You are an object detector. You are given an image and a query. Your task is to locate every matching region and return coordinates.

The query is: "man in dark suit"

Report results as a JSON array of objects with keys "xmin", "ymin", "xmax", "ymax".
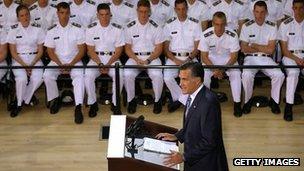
[{"xmin": 156, "ymin": 62, "xmax": 228, "ymax": 171}]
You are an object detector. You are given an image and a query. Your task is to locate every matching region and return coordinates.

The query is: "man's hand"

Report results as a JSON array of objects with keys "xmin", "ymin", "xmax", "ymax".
[
  {"xmin": 100, "ymin": 62, "xmax": 110, "ymax": 74},
  {"xmin": 213, "ymin": 69, "xmax": 224, "ymax": 79},
  {"xmin": 163, "ymin": 150, "xmax": 183, "ymax": 167},
  {"xmin": 294, "ymin": 57, "xmax": 304, "ymax": 67},
  {"xmin": 155, "ymin": 133, "xmax": 177, "ymax": 141},
  {"xmin": 173, "ymin": 58, "xmax": 185, "ymax": 66},
  {"xmin": 61, "ymin": 63, "xmax": 71, "ymax": 74},
  {"xmin": 135, "ymin": 58, "xmax": 146, "ymax": 66}
]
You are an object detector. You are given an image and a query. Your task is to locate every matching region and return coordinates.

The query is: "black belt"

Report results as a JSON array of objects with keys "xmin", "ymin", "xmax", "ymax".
[
  {"xmin": 172, "ymin": 52, "xmax": 190, "ymax": 56},
  {"xmin": 246, "ymin": 53, "xmax": 271, "ymax": 57},
  {"xmin": 17, "ymin": 52, "xmax": 37, "ymax": 55},
  {"xmin": 134, "ymin": 52, "xmax": 151, "ymax": 56},
  {"xmin": 96, "ymin": 51, "xmax": 114, "ymax": 55},
  {"xmin": 290, "ymin": 50, "xmax": 304, "ymax": 53}
]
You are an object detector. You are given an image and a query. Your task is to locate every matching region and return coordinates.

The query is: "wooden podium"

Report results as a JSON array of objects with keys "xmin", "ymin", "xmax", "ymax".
[{"xmin": 107, "ymin": 115, "xmax": 179, "ymax": 171}]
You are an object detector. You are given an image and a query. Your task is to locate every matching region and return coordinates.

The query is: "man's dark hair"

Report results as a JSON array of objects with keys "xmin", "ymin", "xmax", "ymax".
[
  {"xmin": 212, "ymin": 11, "xmax": 227, "ymax": 23},
  {"xmin": 97, "ymin": 3, "xmax": 110, "ymax": 12},
  {"xmin": 137, "ymin": 0, "xmax": 150, "ymax": 8},
  {"xmin": 293, "ymin": 0, "xmax": 304, "ymax": 5},
  {"xmin": 180, "ymin": 62, "xmax": 204, "ymax": 82},
  {"xmin": 254, "ymin": 1, "xmax": 268, "ymax": 11},
  {"xmin": 16, "ymin": 4, "xmax": 29, "ymax": 17},
  {"xmin": 174, "ymin": 0, "xmax": 188, "ymax": 8},
  {"xmin": 56, "ymin": 2, "xmax": 70, "ymax": 11}
]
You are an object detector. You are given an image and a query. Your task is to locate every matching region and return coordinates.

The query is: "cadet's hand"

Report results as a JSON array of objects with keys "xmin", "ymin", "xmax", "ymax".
[
  {"xmin": 163, "ymin": 150, "xmax": 183, "ymax": 168},
  {"xmin": 213, "ymin": 69, "xmax": 224, "ymax": 79},
  {"xmin": 101, "ymin": 63, "xmax": 110, "ymax": 74},
  {"xmin": 295, "ymin": 57, "xmax": 304, "ymax": 67},
  {"xmin": 173, "ymin": 58, "xmax": 184, "ymax": 66},
  {"xmin": 61, "ymin": 63, "xmax": 71, "ymax": 74},
  {"xmin": 135, "ymin": 58, "xmax": 146, "ymax": 66},
  {"xmin": 155, "ymin": 133, "xmax": 177, "ymax": 141}
]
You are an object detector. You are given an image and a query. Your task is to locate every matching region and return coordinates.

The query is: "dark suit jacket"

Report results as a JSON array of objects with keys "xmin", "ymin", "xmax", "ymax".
[{"xmin": 175, "ymin": 86, "xmax": 228, "ymax": 171}]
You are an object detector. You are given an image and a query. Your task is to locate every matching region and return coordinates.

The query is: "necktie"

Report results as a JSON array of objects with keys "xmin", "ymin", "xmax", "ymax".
[{"xmin": 185, "ymin": 96, "xmax": 192, "ymax": 118}]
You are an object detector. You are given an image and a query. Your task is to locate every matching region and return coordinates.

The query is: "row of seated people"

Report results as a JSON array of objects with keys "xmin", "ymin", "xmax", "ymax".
[{"xmin": 0, "ymin": 0, "xmax": 303, "ymax": 124}]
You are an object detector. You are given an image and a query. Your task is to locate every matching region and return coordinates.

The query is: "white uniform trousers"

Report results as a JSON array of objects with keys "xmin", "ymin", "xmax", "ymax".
[
  {"xmin": 242, "ymin": 56, "xmax": 285, "ymax": 104},
  {"xmin": 203, "ymin": 56, "xmax": 242, "ymax": 103},
  {"xmin": 43, "ymin": 61, "xmax": 84, "ymax": 106},
  {"xmin": 124, "ymin": 57, "xmax": 163, "ymax": 102},
  {"xmin": 84, "ymin": 59, "xmax": 123, "ymax": 106},
  {"xmin": 12, "ymin": 59, "xmax": 43, "ymax": 106},
  {"xmin": 282, "ymin": 54, "xmax": 304, "ymax": 104}
]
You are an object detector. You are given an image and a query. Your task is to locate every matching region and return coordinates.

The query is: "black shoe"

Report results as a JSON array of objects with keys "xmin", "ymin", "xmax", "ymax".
[
  {"xmin": 111, "ymin": 103, "xmax": 122, "ymax": 115},
  {"xmin": 167, "ymin": 101, "xmax": 182, "ymax": 113},
  {"xmin": 29, "ymin": 95, "xmax": 39, "ymax": 106},
  {"xmin": 50, "ymin": 97, "xmax": 61, "ymax": 114},
  {"xmin": 269, "ymin": 98, "xmax": 281, "ymax": 114},
  {"xmin": 10, "ymin": 106, "xmax": 22, "ymax": 118},
  {"xmin": 74, "ymin": 105, "xmax": 83, "ymax": 124},
  {"xmin": 242, "ymin": 99, "xmax": 252, "ymax": 114},
  {"xmin": 127, "ymin": 98, "xmax": 137, "ymax": 114},
  {"xmin": 89, "ymin": 102, "xmax": 98, "ymax": 118},
  {"xmin": 284, "ymin": 103, "xmax": 293, "ymax": 121},
  {"xmin": 153, "ymin": 100, "xmax": 162, "ymax": 114},
  {"xmin": 234, "ymin": 102, "xmax": 242, "ymax": 117}
]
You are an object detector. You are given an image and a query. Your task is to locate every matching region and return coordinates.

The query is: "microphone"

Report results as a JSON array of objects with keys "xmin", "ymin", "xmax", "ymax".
[{"xmin": 126, "ymin": 115, "xmax": 145, "ymax": 137}]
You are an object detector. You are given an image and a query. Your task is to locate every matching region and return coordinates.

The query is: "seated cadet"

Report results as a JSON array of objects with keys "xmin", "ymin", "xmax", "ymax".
[
  {"xmin": 108, "ymin": 0, "xmax": 137, "ymax": 28},
  {"xmin": 163, "ymin": 0, "xmax": 201, "ymax": 112},
  {"xmin": 7, "ymin": 5, "xmax": 45, "ymax": 117},
  {"xmin": 240, "ymin": 1, "xmax": 285, "ymax": 114},
  {"xmin": 84, "ymin": 3, "xmax": 124, "ymax": 116},
  {"xmin": 69, "ymin": 0, "xmax": 97, "ymax": 28},
  {"xmin": 0, "ymin": 0, "xmax": 19, "ymax": 33},
  {"xmin": 199, "ymin": 12, "xmax": 242, "ymax": 117},
  {"xmin": 186, "ymin": 0, "xmax": 209, "ymax": 31},
  {"xmin": 0, "ymin": 21, "xmax": 8, "ymax": 95},
  {"xmin": 149, "ymin": 0, "xmax": 174, "ymax": 28},
  {"xmin": 124, "ymin": 0, "xmax": 164, "ymax": 114},
  {"xmin": 43, "ymin": 2, "xmax": 85, "ymax": 124},
  {"xmin": 279, "ymin": 0, "xmax": 304, "ymax": 121}
]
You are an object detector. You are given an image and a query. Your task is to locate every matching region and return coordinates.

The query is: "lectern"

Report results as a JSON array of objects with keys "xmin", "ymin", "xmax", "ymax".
[{"xmin": 107, "ymin": 115, "xmax": 180, "ymax": 171}]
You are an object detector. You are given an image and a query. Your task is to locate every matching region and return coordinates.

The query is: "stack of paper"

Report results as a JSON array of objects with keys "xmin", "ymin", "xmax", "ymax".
[{"xmin": 143, "ymin": 137, "xmax": 179, "ymax": 154}]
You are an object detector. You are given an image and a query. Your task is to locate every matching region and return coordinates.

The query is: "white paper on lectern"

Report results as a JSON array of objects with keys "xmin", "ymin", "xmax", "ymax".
[
  {"xmin": 143, "ymin": 137, "xmax": 179, "ymax": 154},
  {"xmin": 107, "ymin": 115, "xmax": 126, "ymax": 158}
]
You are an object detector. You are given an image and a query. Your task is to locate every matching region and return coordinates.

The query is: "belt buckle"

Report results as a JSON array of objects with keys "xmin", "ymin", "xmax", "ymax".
[{"xmin": 104, "ymin": 51, "xmax": 109, "ymax": 55}]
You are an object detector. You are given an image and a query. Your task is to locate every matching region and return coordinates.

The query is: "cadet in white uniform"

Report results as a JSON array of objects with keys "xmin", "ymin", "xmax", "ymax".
[
  {"xmin": 0, "ymin": 0, "xmax": 18, "ymax": 33},
  {"xmin": 0, "ymin": 24, "xmax": 8, "ymax": 87},
  {"xmin": 240, "ymin": 1, "xmax": 285, "ymax": 114},
  {"xmin": 85, "ymin": 3, "xmax": 124, "ymax": 116},
  {"xmin": 278, "ymin": 0, "xmax": 304, "ymax": 121},
  {"xmin": 70, "ymin": 0, "xmax": 97, "ymax": 27},
  {"xmin": 150, "ymin": 0, "xmax": 174, "ymax": 27},
  {"xmin": 163, "ymin": 0, "xmax": 201, "ymax": 112},
  {"xmin": 29, "ymin": 0, "xmax": 58, "ymax": 31},
  {"xmin": 109, "ymin": 0, "xmax": 137, "ymax": 28},
  {"xmin": 124, "ymin": 0, "xmax": 164, "ymax": 114},
  {"xmin": 44, "ymin": 2, "xmax": 85, "ymax": 124},
  {"xmin": 7, "ymin": 5, "xmax": 45, "ymax": 117},
  {"xmin": 187, "ymin": 0, "xmax": 209, "ymax": 31},
  {"xmin": 199, "ymin": 12, "xmax": 242, "ymax": 117},
  {"xmin": 209, "ymin": 0, "xmax": 249, "ymax": 34}
]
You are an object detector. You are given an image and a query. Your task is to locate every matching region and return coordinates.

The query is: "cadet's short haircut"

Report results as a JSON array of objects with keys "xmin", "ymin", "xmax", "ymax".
[
  {"xmin": 174, "ymin": 0, "xmax": 188, "ymax": 8},
  {"xmin": 293, "ymin": 0, "xmax": 304, "ymax": 5},
  {"xmin": 56, "ymin": 2, "xmax": 70, "ymax": 11},
  {"xmin": 212, "ymin": 11, "xmax": 227, "ymax": 23},
  {"xmin": 137, "ymin": 0, "xmax": 150, "ymax": 8},
  {"xmin": 97, "ymin": 3, "xmax": 110, "ymax": 12},
  {"xmin": 16, "ymin": 4, "xmax": 29, "ymax": 17},
  {"xmin": 254, "ymin": 1, "xmax": 268, "ymax": 11},
  {"xmin": 179, "ymin": 62, "xmax": 204, "ymax": 82}
]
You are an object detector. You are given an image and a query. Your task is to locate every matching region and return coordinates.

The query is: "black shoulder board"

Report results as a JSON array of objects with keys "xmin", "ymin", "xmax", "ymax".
[
  {"xmin": 189, "ymin": 17, "xmax": 199, "ymax": 23},
  {"xmin": 161, "ymin": 0, "xmax": 170, "ymax": 6},
  {"xmin": 50, "ymin": 4, "xmax": 57, "ymax": 8},
  {"xmin": 265, "ymin": 20, "xmax": 275, "ymax": 27},
  {"xmin": 212, "ymin": 0, "xmax": 221, "ymax": 6},
  {"xmin": 68, "ymin": 1, "xmax": 72, "ymax": 5},
  {"xmin": 0, "ymin": 1, "xmax": 2, "ymax": 5},
  {"xmin": 106, "ymin": 2, "xmax": 111, "ymax": 6},
  {"xmin": 225, "ymin": 30, "xmax": 236, "ymax": 37},
  {"xmin": 283, "ymin": 17, "xmax": 293, "ymax": 25},
  {"xmin": 112, "ymin": 23, "xmax": 122, "ymax": 29},
  {"xmin": 245, "ymin": 20, "xmax": 255, "ymax": 26},
  {"xmin": 72, "ymin": 22, "xmax": 81, "ymax": 28},
  {"xmin": 167, "ymin": 17, "xmax": 176, "ymax": 24},
  {"xmin": 31, "ymin": 23, "xmax": 41, "ymax": 28},
  {"xmin": 86, "ymin": 0, "xmax": 95, "ymax": 5},
  {"xmin": 11, "ymin": 24, "xmax": 18, "ymax": 29},
  {"xmin": 275, "ymin": 0, "xmax": 281, "ymax": 2},
  {"xmin": 29, "ymin": 4, "xmax": 37, "ymax": 11},
  {"xmin": 234, "ymin": 0, "xmax": 243, "ymax": 5},
  {"xmin": 204, "ymin": 30, "xmax": 214, "ymax": 37},
  {"xmin": 198, "ymin": 0, "xmax": 207, "ymax": 4},
  {"xmin": 48, "ymin": 24, "xmax": 57, "ymax": 30},
  {"xmin": 14, "ymin": 0, "xmax": 21, "ymax": 4},
  {"xmin": 0, "ymin": 25, "xmax": 3, "ymax": 29},
  {"xmin": 127, "ymin": 20, "xmax": 136, "ymax": 28},
  {"xmin": 124, "ymin": 2, "xmax": 134, "ymax": 8},
  {"xmin": 88, "ymin": 22, "xmax": 97, "ymax": 28},
  {"xmin": 149, "ymin": 20, "xmax": 158, "ymax": 28}
]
